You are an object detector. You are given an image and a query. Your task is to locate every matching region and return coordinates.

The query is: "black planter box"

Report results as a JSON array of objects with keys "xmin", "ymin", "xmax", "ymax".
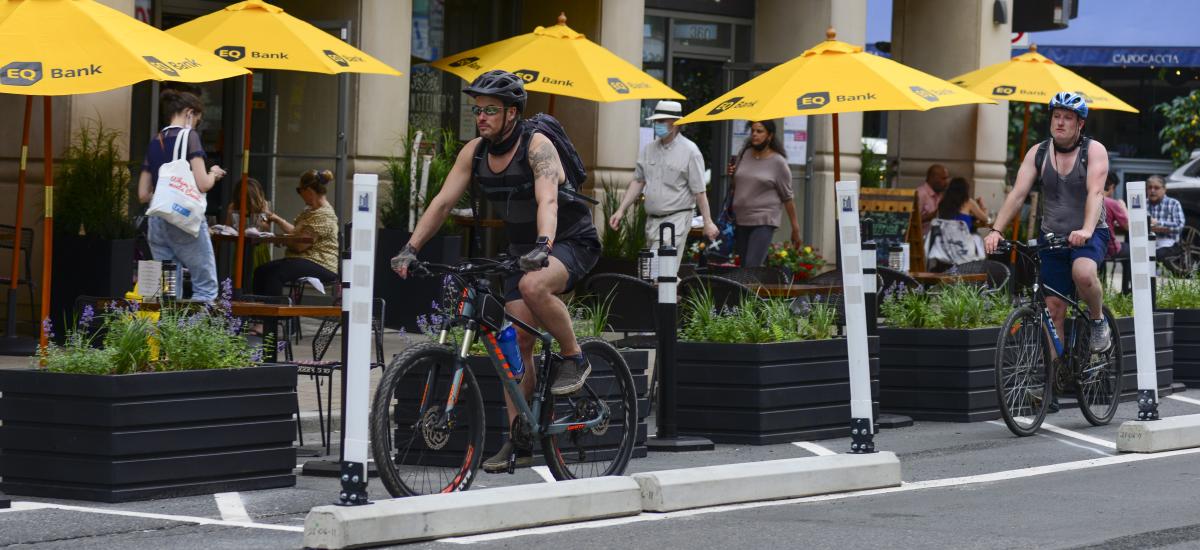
[
  {"xmin": 49, "ymin": 235, "xmax": 135, "ymax": 338},
  {"xmin": 393, "ymin": 348, "xmax": 650, "ymax": 467},
  {"xmin": 878, "ymin": 327, "xmax": 1001, "ymax": 422},
  {"xmin": 0, "ymin": 365, "xmax": 298, "ymax": 502},
  {"xmin": 374, "ymin": 230, "xmax": 462, "ymax": 332},
  {"xmin": 674, "ymin": 337, "xmax": 880, "ymax": 445},
  {"xmin": 1161, "ymin": 308, "xmax": 1200, "ymax": 387},
  {"xmin": 1115, "ymin": 313, "xmax": 1175, "ymax": 398}
]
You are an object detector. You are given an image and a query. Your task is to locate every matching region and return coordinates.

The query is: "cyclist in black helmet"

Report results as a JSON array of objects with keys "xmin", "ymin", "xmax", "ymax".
[
  {"xmin": 390, "ymin": 70, "xmax": 601, "ymax": 472},
  {"xmin": 985, "ymin": 91, "xmax": 1112, "ymax": 360}
]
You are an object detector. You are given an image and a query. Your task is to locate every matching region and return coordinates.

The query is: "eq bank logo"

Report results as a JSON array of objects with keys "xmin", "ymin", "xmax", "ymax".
[
  {"xmin": 607, "ymin": 77, "xmax": 630, "ymax": 94},
  {"xmin": 1, "ymin": 61, "xmax": 41, "ymax": 86},
  {"xmin": 215, "ymin": 45, "xmax": 246, "ymax": 61},
  {"xmin": 992, "ymin": 85, "xmax": 1017, "ymax": 96},
  {"xmin": 795, "ymin": 91, "xmax": 830, "ymax": 110},
  {"xmin": 513, "ymin": 69, "xmax": 540, "ymax": 84},
  {"xmin": 143, "ymin": 56, "xmax": 179, "ymax": 77},
  {"xmin": 449, "ymin": 56, "xmax": 481, "ymax": 69},
  {"xmin": 708, "ymin": 96, "xmax": 757, "ymax": 115},
  {"xmin": 324, "ymin": 50, "xmax": 350, "ymax": 67},
  {"xmin": 910, "ymin": 86, "xmax": 939, "ymax": 102}
]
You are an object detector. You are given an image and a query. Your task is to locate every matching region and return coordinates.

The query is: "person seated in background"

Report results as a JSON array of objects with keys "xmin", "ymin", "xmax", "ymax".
[
  {"xmin": 917, "ymin": 163, "xmax": 950, "ymax": 236},
  {"xmin": 936, "ymin": 177, "xmax": 990, "ymax": 232},
  {"xmin": 1102, "ymin": 173, "xmax": 1131, "ymax": 292},
  {"xmin": 225, "ymin": 177, "xmax": 273, "ymax": 288},
  {"xmin": 1147, "ymin": 174, "xmax": 1185, "ymax": 254},
  {"xmin": 253, "ymin": 169, "xmax": 339, "ymax": 297}
]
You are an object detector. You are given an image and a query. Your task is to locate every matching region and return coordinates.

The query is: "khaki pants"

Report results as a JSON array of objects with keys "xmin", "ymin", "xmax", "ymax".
[{"xmin": 645, "ymin": 210, "xmax": 693, "ymax": 253}]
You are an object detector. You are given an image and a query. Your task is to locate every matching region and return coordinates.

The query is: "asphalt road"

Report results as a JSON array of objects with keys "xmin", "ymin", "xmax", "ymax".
[{"xmin": 5, "ymin": 396, "xmax": 1200, "ymax": 549}]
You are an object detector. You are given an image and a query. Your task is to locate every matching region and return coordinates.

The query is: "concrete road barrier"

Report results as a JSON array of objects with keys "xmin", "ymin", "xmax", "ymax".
[
  {"xmin": 303, "ymin": 476, "xmax": 642, "ymax": 549},
  {"xmin": 633, "ymin": 452, "xmax": 902, "ymax": 512},
  {"xmin": 1118, "ymin": 414, "xmax": 1200, "ymax": 453}
]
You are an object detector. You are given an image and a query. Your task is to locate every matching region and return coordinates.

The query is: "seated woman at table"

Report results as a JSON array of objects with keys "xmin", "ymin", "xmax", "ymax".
[
  {"xmin": 225, "ymin": 177, "xmax": 273, "ymax": 288},
  {"xmin": 936, "ymin": 177, "xmax": 989, "ymax": 232},
  {"xmin": 253, "ymin": 169, "xmax": 339, "ymax": 296}
]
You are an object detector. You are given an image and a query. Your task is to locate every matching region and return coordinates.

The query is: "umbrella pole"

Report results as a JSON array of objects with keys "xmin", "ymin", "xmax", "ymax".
[
  {"xmin": 1011, "ymin": 103, "xmax": 1031, "ymax": 262},
  {"xmin": 234, "ymin": 72, "xmax": 253, "ymax": 294},
  {"xmin": 39, "ymin": 97, "xmax": 53, "ymax": 349},
  {"xmin": 547, "ymin": 94, "xmax": 556, "ymax": 116},
  {"xmin": 5, "ymin": 98, "xmax": 31, "ymax": 341},
  {"xmin": 832, "ymin": 113, "xmax": 841, "ymax": 182}
]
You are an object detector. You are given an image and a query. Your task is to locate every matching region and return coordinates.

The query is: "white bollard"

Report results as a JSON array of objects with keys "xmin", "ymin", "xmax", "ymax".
[
  {"xmin": 835, "ymin": 181, "xmax": 875, "ymax": 452},
  {"xmin": 1125, "ymin": 181, "xmax": 1159, "ymax": 420}
]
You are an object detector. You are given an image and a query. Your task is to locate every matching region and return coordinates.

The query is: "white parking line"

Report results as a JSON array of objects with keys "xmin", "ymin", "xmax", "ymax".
[
  {"xmin": 4, "ymin": 501, "xmax": 303, "ymax": 532},
  {"xmin": 987, "ymin": 420, "xmax": 1115, "ymax": 453},
  {"xmin": 441, "ymin": 446, "xmax": 1200, "ymax": 544},
  {"xmin": 1167, "ymin": 394, "xmax": 1200, "ymax": 407},
  {"xmin": 214, "ymin": 492, "xmax": 253, "ymax": 523},
  {"xmin": 791, "ymin": 441, "xmax": 837, "ymax": 456},
  {"xmin": 531, "ymin": 466, "xmax": 557, "ymax": 483}
]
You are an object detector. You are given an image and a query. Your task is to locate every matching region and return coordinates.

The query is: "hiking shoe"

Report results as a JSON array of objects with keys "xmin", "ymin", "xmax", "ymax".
[
  {"xmin": 550, "ymin": 354, "xmax": 591, "ymax": 396},
  {"xmin": 1090, "ymin": 319, "xmax": 1112, "ymax": 353},
  {"xmin": 481, "ymin": 440, "xmax": 531, "ymax": 473}
]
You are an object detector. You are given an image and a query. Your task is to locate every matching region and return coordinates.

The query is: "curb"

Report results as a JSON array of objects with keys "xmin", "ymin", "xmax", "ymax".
[{"xmin": 1117, "ymin": 414, "xmax": 1200, "ymax": 453}]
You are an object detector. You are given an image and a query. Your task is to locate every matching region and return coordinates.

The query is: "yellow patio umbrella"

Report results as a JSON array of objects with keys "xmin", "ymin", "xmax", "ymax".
[
  {"xmin": 949, "ymin": 44, "xmax": 1137, "ymax": 254},
  {"xmin": 431, "ymin": 13, "xmax": 683, "ymax": 112},
  {"xmin": 676, "ymin": 28, "xmax": 994, "ymax": 182},
  {"xmin": 167, "ymin": 0, "xmax": 401, "ymax": 291},
  {"xmin": 0, "ymin": 0, "xmax": 248, "ymax": 350}
]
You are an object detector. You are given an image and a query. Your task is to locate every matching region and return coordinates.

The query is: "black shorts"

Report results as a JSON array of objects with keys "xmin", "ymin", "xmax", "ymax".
[{"xmin": 503, "ymin": 237, "xmax": 601, "ymax": 302}]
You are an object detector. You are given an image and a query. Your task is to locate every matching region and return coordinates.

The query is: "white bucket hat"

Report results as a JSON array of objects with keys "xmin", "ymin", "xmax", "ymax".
[{"xmin": 645, "ymin": 100, "xmax": 683, "ymax": 121}]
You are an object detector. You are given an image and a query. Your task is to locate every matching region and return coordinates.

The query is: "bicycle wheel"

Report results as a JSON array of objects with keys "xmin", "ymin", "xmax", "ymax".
[
  {"xmin": 995, "ymin": 305, "xmax": 1053, "ymax": 436},
  {"xmin": 371, "ymin": 341, "xmax": 485, "ymax": 497},
  {"xmin": 541, "ymin": 337, "xmax": 638, "ymax": 480},
  {"xmin": 1074, "ymin": 307, "xmax": 1124, "ymax": 425}
]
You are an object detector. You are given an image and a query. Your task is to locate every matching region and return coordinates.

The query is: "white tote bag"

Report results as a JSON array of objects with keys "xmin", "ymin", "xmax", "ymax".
[{"xmin": 147, "ymin": 128, "xmax": 206, "ymax": 237}]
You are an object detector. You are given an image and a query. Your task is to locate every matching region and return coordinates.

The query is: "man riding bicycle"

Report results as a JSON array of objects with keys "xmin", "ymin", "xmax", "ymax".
[
  {"xmin": 391, "ymin": 70, "xmax": 601, "ymax": 472},
  {"xmin": 984, "ymin": 91, "xmax": 1112, "ymax": 355}
]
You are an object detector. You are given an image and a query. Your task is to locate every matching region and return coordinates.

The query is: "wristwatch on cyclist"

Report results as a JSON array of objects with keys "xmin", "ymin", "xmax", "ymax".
[{"xmin": 535, "ymin": 235, "xmax": 552, "ymax": 251}]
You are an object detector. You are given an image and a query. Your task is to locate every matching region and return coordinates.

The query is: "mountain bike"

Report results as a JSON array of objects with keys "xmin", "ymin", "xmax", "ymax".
[
  {"xmin": 370, "ymin": 257, "xmax": 638, "ymax": 496},
  {"xmin": 993, "ymin": 235, "xmax": 1123, "ymax": 437}
]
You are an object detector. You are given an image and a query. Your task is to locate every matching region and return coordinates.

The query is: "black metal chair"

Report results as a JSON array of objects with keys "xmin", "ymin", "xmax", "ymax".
[
  {"xmin": 703, "ymin": 266, "xmax": 789, "ymax": 286},
  {"xmin": 875, "ymin": 266, "xmax": 923, "ymax": 297},
  {"xmin": 807, "ymin": 269, "xmax": 843, "ymax": 285},
  {"xmin": 678, "ymin": 274, "xmax": 757, "ymax": 312},
  {"xmin": 953, "ymin": 259, "xmax": 1012, "ymax": 297},
  {"xmin": 0, "ymin": 224, "xmax": 36, "ymax": 330},
  {"xmin": 290, "ymin": 298, "xmax": 386, "ymax": 454},
  {"xmin": 581, "ymin": 273, "xmax": 658, "ymax": 348}
]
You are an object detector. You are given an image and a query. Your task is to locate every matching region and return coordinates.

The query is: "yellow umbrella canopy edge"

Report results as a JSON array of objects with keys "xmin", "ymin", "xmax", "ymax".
[
  {"xmin": 166, "ymin": 0, "xmax": 399, "ymax": 75},
  {"xmin": 0, "ymin": 0, "xmax": 249, "ymax": 96},
  {"xmin": 949, "ymin": 45, "xmax": 1138, "ymax": 113},
  {"xmin": 431, "ymin": 13, "xmax": 682, "ymax": 102}
]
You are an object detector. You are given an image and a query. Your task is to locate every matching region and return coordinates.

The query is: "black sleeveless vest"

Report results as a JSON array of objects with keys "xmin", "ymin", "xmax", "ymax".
[{"xmin": 473, "ymin": 131, "xmax": 596, "ymax": 247}]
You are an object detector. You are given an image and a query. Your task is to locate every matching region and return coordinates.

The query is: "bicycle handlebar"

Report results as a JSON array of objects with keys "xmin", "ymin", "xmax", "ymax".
[
  {"xmin": 992, "ymin": 233, "xmax": 1070, "ymax": 255},
  {"xmin": 409, "ymin": 256, "xmax": 530, "ymax": 279}
]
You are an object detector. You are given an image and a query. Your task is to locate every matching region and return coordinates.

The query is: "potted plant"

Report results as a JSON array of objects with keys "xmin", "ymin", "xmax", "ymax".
[
  {"xmin": 1104, "ymin": 287, "xmax": 1176, "ymax": 397},
  {"xmin": 375, "ymin": 127, "xmax": 464, "ymax": 332},
  {"xmin": 764, "ymin": 241, "xmax": 826, "ymax": 282},
  {"xmin": 0, "ymin": 284, "xmax": 297, "ymax": 502},
  {"xmin": 595, "ymin": 178, "xmax": 647, "ymax": 275},
  {"xmin": 49, "ymin": 119, "xmax": 138, "ymax": 335},
  {"xmin": 877, "ymin": 283, "xmax": 1009, "ymax": 422},
  {"xmin": 673, "ymin": 290, "xmax": 878, "ymax": 444},
  {"xmin": 1156, "ymin": 278, "xmax": 1200, "ymax": 387}
]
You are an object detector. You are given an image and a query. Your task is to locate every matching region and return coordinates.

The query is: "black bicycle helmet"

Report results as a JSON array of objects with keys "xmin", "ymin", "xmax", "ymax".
[{"xmin": 463, "ymin": 70, "xmax": 527, "ymax": 112}]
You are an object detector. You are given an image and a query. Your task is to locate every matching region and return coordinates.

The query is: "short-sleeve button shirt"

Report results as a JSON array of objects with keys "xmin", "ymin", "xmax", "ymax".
[{"xmin": 634, "ymin": 133, "xmax": 707, "ymax": 216}]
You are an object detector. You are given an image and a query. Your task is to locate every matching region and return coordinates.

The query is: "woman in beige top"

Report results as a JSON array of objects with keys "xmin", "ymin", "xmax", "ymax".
[
  {"xmin": 727, "ymin": 120, "xmax": 801, "ymax": 267},
  {"xmin": 252, "ymin": 169, "xmax": 340, "ymax": 296}
]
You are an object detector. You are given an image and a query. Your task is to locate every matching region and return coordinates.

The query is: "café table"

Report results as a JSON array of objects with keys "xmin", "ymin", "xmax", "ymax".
[
  {"xmin": 754, "ymin": 283, "xmax": 842, "ymax": 299},
  {"xmin": 231, "ymin": 301, "xmax": 340, "ymax": 363},
  {"xmin": 908, "ymin": 271, "xmax": 987, "ymax": 286},
  {"xmin": 210, "ymin": 232, "xmax": 314, "ymax": 290}
]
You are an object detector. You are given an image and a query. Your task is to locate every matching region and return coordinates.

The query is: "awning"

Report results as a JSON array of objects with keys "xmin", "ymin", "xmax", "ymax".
[{"xmin": 1012, "ymin": 46, "xmax": 1200, "ymax": 68}]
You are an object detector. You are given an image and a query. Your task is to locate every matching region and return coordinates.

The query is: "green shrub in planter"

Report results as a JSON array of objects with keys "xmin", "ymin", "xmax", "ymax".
[
  {"xmin": 880, "ymin": 282, "xmax": 1009, "ymax": 329},
  {"xmin": 681, "ymin": 288, "xmax": 838, "ymax": 343}
]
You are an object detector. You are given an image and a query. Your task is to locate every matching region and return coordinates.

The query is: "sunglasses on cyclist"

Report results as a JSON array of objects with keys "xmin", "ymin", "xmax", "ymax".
[{"xmin": 471, "ymin": 105, "xmax": 504, "ymax": 116}]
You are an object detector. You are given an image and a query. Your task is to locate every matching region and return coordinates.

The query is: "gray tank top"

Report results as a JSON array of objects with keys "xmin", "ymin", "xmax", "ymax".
[{"xmin": 1040, "ymin": 142, "xmax": 1106, "ymax": 237}]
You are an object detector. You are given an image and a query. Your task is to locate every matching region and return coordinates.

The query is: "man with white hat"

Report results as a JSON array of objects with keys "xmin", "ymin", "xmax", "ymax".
[{"xmin": 609, "ymin": 100, "xmax": 718, "ymax": 252}]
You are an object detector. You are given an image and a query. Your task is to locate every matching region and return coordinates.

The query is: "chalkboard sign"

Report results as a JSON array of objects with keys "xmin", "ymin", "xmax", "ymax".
[{"xmin": 861, "ymin": 211, "xmax": 911, "ymax": 264}]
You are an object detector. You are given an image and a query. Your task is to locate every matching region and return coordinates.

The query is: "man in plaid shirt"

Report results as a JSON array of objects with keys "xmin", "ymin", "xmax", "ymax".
[{"xmin": 1146, "ymin": 174, "xmax": 1185, "ymax": 249}]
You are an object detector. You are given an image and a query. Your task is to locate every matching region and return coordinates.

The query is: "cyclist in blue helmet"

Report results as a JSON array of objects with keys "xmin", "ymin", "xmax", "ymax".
[{"xmin": 985, "ymin": 91, "xmax": 1112, "ymax": 359}]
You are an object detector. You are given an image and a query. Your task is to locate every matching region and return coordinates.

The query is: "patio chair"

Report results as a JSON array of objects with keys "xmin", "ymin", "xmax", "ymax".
[
  {"xmin": 953, "ymin": 259, "xmax": 1012, "ymax": 297},
  {"xmin": 876, "ymin": 266, "xmax": 923, "ymax": 297},
  {"xmin": 703, "ymin": 266, "xmax": 789, "ymax": 285},
  {"xmin": 678, "ymin": 274, "xmax": 757, "ymax": 312},
  {"xmin": 580, "ymin": 273, "xmax": 658, "ymax": 348},
  {"xmin": 0, "ymin": 225, "xmax": 36, "ymax": 331}
]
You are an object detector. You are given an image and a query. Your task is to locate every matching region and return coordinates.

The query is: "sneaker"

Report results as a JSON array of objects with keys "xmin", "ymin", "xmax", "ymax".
[
  {"xmin": 481, "ymin": 440, "xmax": 531, "ymax": 473},
  {"xmin": 1089, "ymin": 319, "xmax": 1112, "ymax": 353},
  {"xmin": 1047, "ymin": 396, "xmax": 1061, "ymax": 414},
  {"xmin": 550, "ymin": 354, "xmax": 591, "ymax": 396}
]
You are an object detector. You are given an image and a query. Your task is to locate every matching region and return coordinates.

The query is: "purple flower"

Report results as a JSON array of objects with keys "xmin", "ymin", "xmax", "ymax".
[
  {"xmin": 277, "ymin": 339, "xmax": 287, "ymax": 354},
  {"xmin": 430, "ymin": 300, "xmax": 441, "ymax": 312},
  {"xmin": 79, "ymin": 305, "xmax": 95, "ymax": 332},
  {"xmin": 228, "ymin": 317, "xmax": 244, "ymax": 335},
  {"xmin": 250, "ymin": 347, "xmax": 264, "ymax": 363},
  {"xmin": 41, "ymin": 317, "xmax": 54, "ymax": 340}
]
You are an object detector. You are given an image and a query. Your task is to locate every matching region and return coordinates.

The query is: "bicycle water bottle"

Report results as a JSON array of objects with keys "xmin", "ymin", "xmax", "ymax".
[{"xmin": 496, "ymin": 322, "xmax": 525, "ymax": 379}]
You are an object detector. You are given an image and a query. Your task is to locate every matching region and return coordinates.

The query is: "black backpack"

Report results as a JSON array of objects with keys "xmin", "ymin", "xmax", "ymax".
[{"xmin": 1032, "ymin": 136, "xmax": 1090, "ymax": 191}]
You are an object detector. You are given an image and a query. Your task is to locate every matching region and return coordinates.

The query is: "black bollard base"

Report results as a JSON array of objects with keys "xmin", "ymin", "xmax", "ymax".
[
  {"xmin": 849, "ymin": 417, "xmax": 876, "ymax": 454},
  {"xmin": 647, "ymin": 435, "xmax": 715, "ymax": 453},
  {"xmin": 337, "ymin": 461, "xmax": 370, "ymax": 506},
  {"xmin": 1137, "ymin": 389, "xmax": 1160, "ymax": 421}
]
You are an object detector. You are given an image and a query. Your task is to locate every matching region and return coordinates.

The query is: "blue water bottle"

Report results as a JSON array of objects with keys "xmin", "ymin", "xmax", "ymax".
[{"xmin": 496, "ymin": 322, "xmax": 525, "ymax": 380}]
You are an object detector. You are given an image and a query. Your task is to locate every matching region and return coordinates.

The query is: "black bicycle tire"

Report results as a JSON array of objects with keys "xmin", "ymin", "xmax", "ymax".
[
  {"xmin": 541, "ymin": 337, "xmax": 638, "ymax": 480},
  {"xmin": 995, "ymin": 305, "xmax": 1053, "ymax": 437},
  {"xmin": 1075, "ymin": 306, "xmax": 1124, "ymax": 425},
  {"xmin": 370, "ymin": 341, "xmax": 485, "ymax": 497}
]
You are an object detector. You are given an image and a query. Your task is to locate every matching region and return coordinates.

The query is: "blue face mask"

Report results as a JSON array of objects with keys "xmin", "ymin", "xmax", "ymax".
[{"xmin": 653, "ymin": 122, "xmax": 670, "ymax": 139}]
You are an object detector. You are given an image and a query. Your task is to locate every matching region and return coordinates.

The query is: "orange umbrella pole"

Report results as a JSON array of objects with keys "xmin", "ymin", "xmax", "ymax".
[
  {"xmin": 10, "ymin": 97, "xmax": 31, "ymax": 292},
  {"xmin": 39, "ymin": 97, "xmax": 53, "ymax": 348},
  {"xmin": 233, "ymin": 72, "xmax": 253, "ymax": 292}
]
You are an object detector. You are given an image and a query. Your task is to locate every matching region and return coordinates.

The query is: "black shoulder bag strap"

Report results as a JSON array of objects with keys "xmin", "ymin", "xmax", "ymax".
[{"xmin": 469, "ymin": 139, "xmax": 488, "ymax": 256}]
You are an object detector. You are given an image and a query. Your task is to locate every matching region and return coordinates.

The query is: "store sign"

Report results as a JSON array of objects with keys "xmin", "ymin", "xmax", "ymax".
[{"xmin": 1015, "ymin": 46, "xmax": 1200, "ymax": 68}]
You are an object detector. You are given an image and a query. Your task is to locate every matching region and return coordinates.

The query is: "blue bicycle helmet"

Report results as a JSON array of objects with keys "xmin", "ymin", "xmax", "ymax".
[{"xmin": 1048, "ymin": 91, "xmax": 1088, "ymax": 120}]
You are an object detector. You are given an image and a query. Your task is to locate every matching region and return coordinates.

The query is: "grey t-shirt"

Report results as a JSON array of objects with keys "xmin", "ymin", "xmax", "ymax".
[
  {"xmin": 634, "ymin": 134, "xmax": 706, "ymax": 216},
  {"xmin": 732, "ymin": 151, "xmax": 793, "ymax": 227},
  {"xmin": 1040, "ymin": 142, "xmax": 1106, "ymax": 237}
]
